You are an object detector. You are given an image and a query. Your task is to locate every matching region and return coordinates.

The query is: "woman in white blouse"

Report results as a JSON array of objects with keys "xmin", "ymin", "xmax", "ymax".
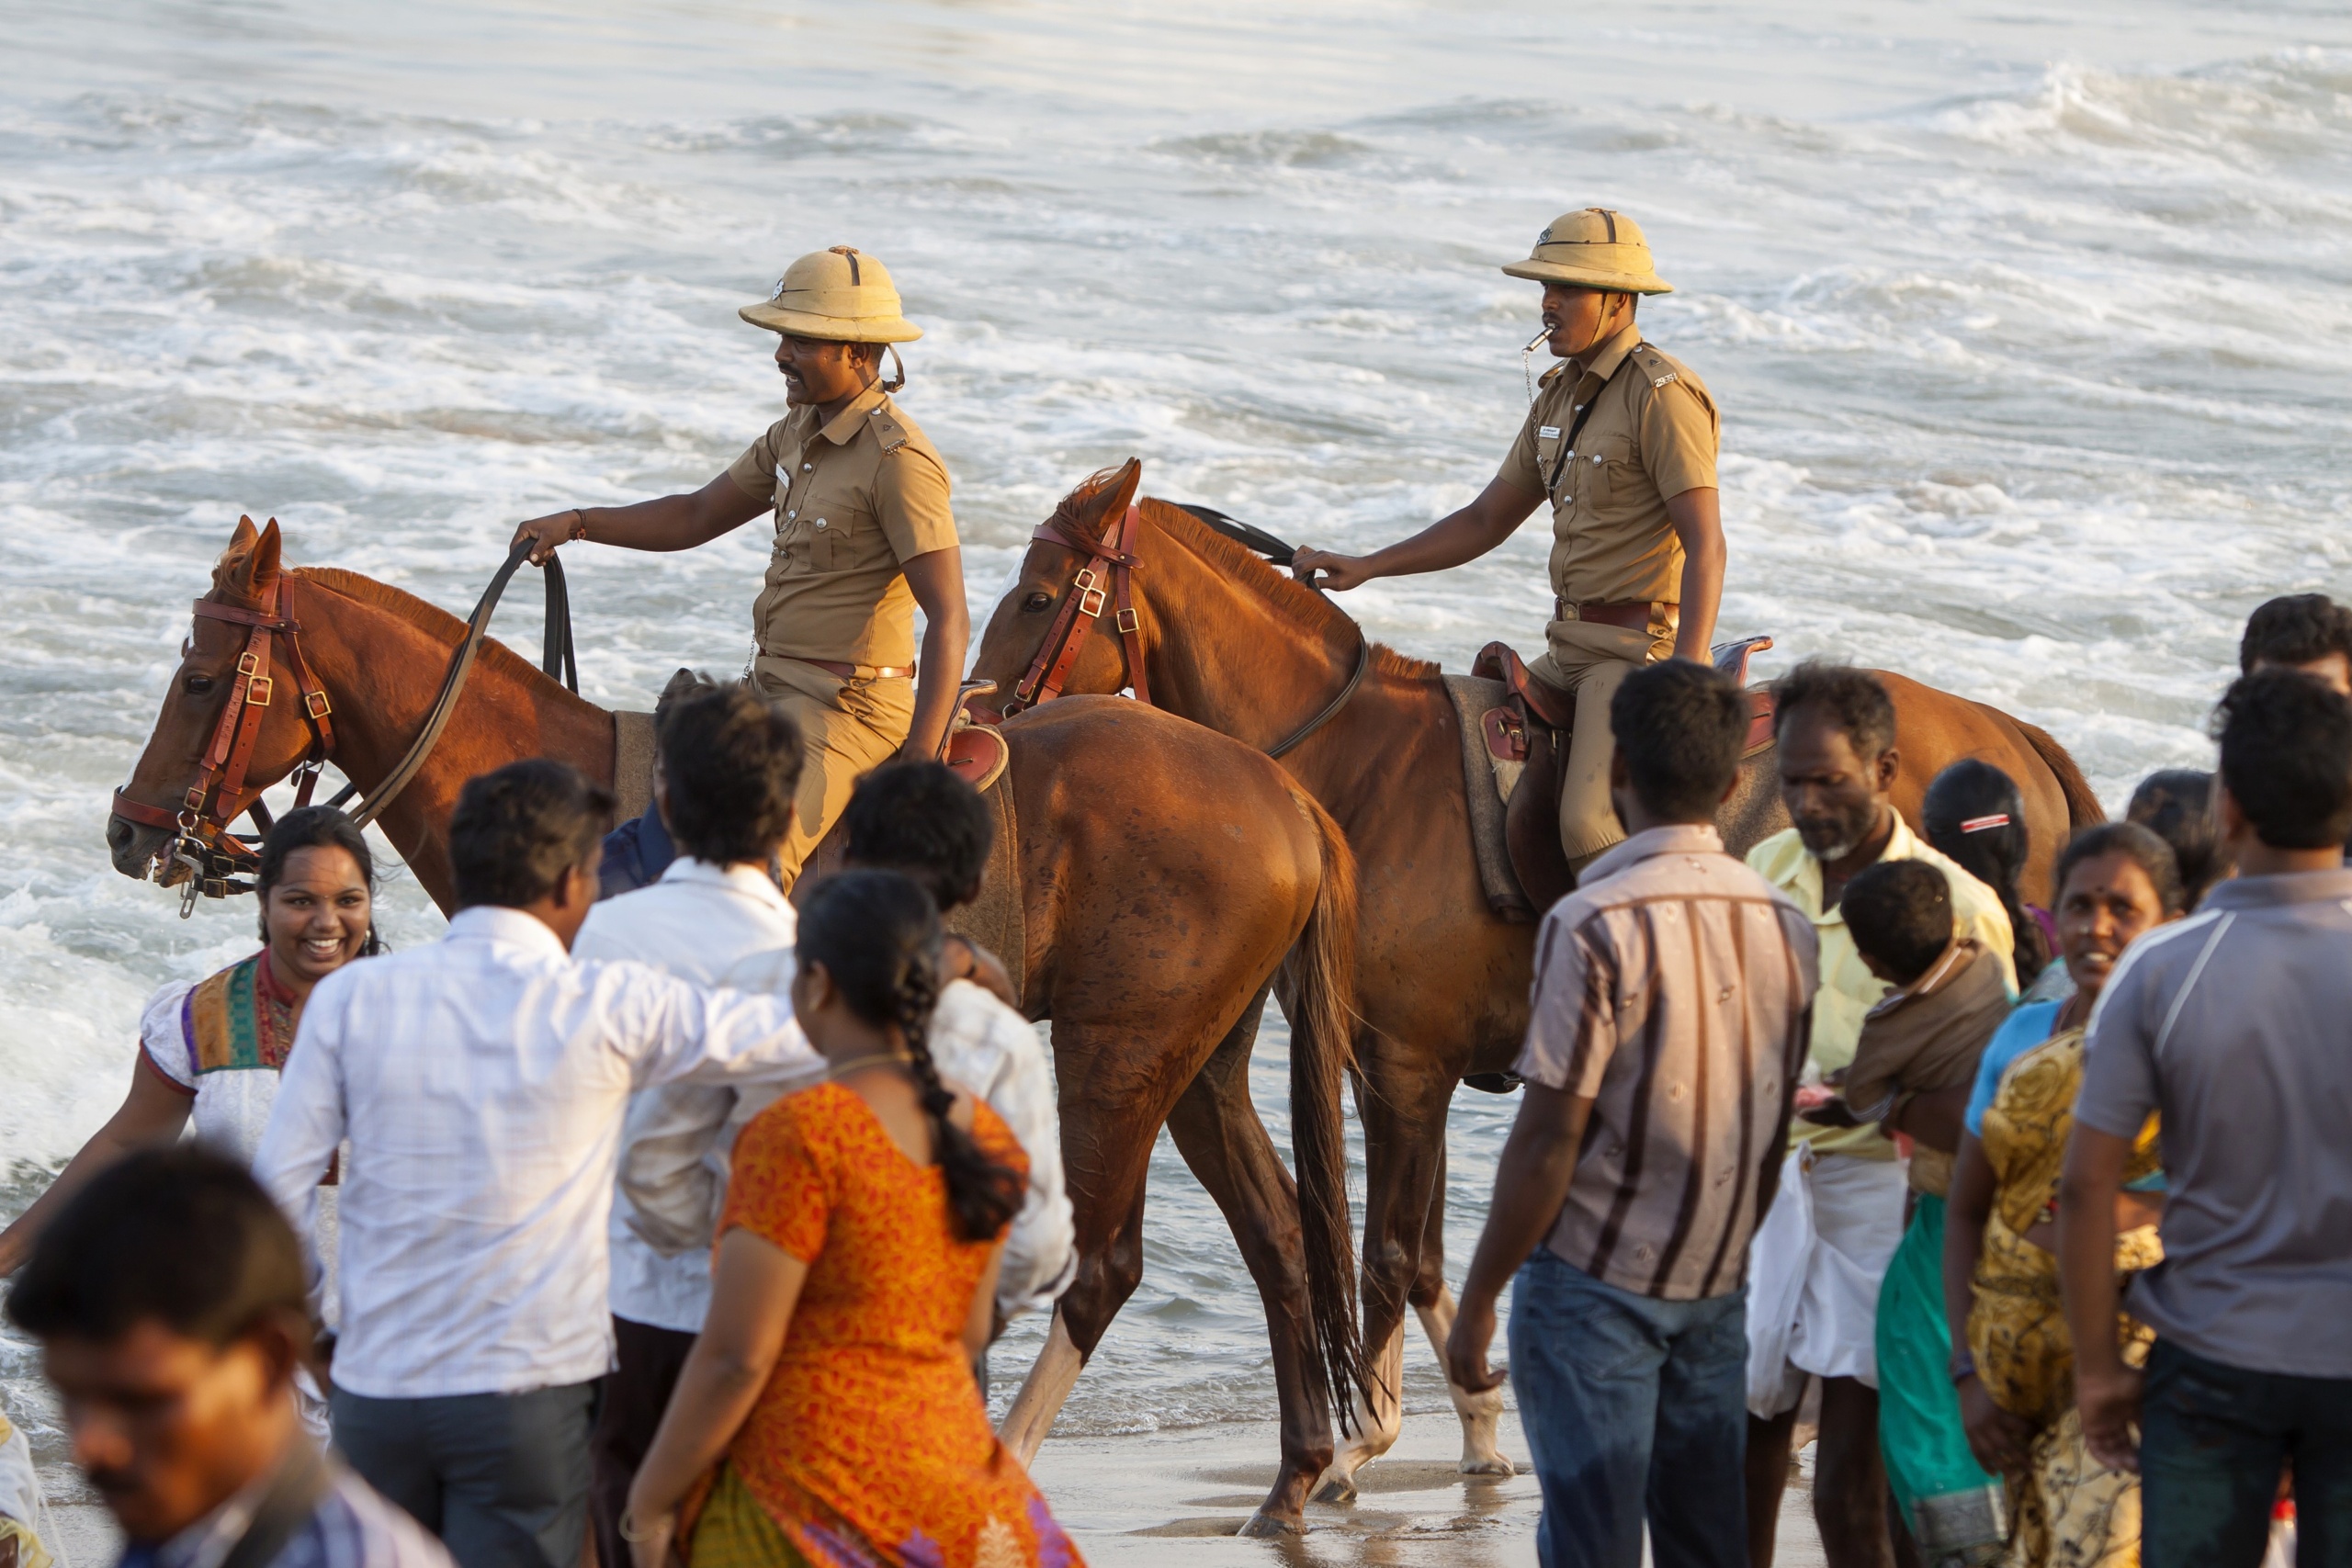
[{"xmin": 0, "ymin": 807, "xmax": 377, "ymax": 1278}]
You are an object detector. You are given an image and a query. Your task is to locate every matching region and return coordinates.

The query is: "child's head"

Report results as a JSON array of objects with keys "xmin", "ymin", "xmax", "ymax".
[
  {"xmin": 1843, "ymin": 859, "xmax": 1953, "ymax": 987},
  {"xmin": 841, "ymin": 761, "xmax": 993, "ymax": 913}
]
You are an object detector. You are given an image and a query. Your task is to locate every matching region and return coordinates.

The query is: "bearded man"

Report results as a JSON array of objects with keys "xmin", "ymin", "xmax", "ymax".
[{"xmin": 1741, "ymin": 661, "xmax": 2016, "ymax": 1568}]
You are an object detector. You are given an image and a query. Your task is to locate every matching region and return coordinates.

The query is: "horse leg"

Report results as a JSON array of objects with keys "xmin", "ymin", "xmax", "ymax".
[
  {"xmin": 1405, "ymin": 1145, "xmax": 1512, "ymax": 1476},
  {"xmin": 1162, "ymin": 992, "xmax": 1332, "ymax": 1537},
  {"xmin": 998, "ymin": 1025, "xmax": 1174, "ymax": 1466},
  {"xmin": 1313, "ymin": 1052, "xmax": 1453, "ymax": 1502}
]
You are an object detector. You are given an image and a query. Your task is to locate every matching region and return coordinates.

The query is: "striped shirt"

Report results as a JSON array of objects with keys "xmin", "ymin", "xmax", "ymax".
[
  {"xmin": 1514, "ymin": 824, "xmax": 1819, "ymax": 1300},
  {"xmin": 141, "ymin": 1457, "xmax": 453, "ymax": 1568}
]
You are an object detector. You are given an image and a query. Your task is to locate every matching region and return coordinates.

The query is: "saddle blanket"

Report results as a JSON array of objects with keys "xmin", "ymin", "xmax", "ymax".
[{"xmin": 1441, "ymin": 673, "xmax": 1535, "ymax": 923}]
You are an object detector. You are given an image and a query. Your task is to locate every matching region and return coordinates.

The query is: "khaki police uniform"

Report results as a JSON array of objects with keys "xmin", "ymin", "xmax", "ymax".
[
  {"xmin": 725, "ymin": 248, "xmax": 956, "ymax": 884},
  {"xmin": 1493, "ymin": 210, "xmax": 1720, "ymax": 868}
]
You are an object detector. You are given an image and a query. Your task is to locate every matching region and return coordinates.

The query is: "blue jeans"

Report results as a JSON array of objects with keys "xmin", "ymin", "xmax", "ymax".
[
  {"xmin": 1508, "ymin": 1248, "xmax": 1748, "ymax": 1568},
  {"xmin": 2141, "ymin": 1338, "xmax": 2352, "ymax": 1568}
]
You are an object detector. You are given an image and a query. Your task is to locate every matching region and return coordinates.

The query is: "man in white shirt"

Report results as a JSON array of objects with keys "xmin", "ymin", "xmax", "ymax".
[
  {"xmin": 566, "ymin": 684, "xmax": 808, "ymax": 1568},
  {"xmin": 252, "ymin": 760, "xmax": 818, "ymax": 1568}
]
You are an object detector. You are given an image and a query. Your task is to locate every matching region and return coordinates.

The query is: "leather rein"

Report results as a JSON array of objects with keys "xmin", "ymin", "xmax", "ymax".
[
  {"xmin": 1003, "ymin": 500, "xmax": 1368, "ymax": 761},
  {"xmin": 115, "ymin": 540, "xmax": 577, "ymax": 916}
]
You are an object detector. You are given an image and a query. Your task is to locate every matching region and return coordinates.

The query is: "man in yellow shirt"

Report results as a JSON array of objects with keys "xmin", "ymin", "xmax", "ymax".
[
  {"xmin": 515, "ymin": 247, "xmax": 967, "ymax": 886},
  {"xmin": 1742, "ymin": 661, "xmax": 2014, "ymax": 1568}
]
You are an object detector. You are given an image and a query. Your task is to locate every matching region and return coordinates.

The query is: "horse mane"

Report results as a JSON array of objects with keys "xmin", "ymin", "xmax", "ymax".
[
  {"xmin": 1036, "ymin": 475, "xmax": 1438, "ymax": 681},
  {"xmin": 292, "ymin": 567, "xmax": 563, "ymax": 695}
]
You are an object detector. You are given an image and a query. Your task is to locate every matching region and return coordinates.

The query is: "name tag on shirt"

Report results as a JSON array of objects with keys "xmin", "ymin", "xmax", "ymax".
[{"xmin": 1538, "ymin": 425, "xmax": 1561, "ymax": 439}]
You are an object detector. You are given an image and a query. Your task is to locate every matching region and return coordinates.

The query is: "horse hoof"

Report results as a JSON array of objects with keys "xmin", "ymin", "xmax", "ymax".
[
  {"xmin": 1240, "ymin": 1508, "xmax": 1302, "ymax": 1539},
  {"xmin": 1460, "ymin": 1453, "xmax": 1516, "ymax": 1478},
  {"xmin": 1309, "ymin": 1470, "xmax": 1357, "ymax": 1505}
]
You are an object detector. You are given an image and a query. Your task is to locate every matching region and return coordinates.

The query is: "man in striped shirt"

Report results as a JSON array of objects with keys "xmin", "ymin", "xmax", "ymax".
[
  {"xmin": 1449, "ymin": 660, "xmax": 1817, "ymax": 1568},
  {"xmin": 6, "ymin": 1147, "xmax": 453, "ymax": 1568}
]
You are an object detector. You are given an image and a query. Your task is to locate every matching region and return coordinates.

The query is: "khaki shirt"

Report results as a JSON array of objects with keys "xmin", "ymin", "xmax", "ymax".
[
  {"xmin": 725, "ymin": 384, "xmax": 957, "ymax": 670},
  {"xmin": 1496, "ymin": 321, "xmax": 1719, "ymax": 608},
  {"xmin": 1747, "ymin": 817, "xmax": 2017, "ymax": 1161}
]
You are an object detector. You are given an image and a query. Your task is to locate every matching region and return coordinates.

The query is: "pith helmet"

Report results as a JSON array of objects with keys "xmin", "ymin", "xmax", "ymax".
[
  {"xmin": 738, "ymin": 246, "xmax": 922, "ymax": 343},
  {"xmin": 1499, "ymin": 209, "xmax": 1675, "ymax": 296}
]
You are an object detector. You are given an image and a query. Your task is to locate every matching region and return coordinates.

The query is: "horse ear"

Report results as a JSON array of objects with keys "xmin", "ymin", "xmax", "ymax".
[
  {"xmin": 1097, "ymin": 457, "xmax": 1143, "ymax": 523},
  {"xmin": 213, "ymin": 516, "xmax": 261, "ymax": 595},
  {"xmin": 249, "ymin": 518, "xmax": 284, "ymax": 593}
]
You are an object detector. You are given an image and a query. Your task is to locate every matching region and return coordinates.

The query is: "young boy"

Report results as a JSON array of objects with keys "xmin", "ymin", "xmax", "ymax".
[
  {"xmin": 1824, "ymin": 858, "xmax": 2013, "ymax": 1197},
  {"xmin": 1812, "ymin": 856, "xmax": 2013, "ymax": 1562}
]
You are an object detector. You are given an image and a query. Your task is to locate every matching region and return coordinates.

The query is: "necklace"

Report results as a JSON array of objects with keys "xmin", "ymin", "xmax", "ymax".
[{"xmin": 826, "ymin": 1051, "xmax": 912, "ymax": 1081}]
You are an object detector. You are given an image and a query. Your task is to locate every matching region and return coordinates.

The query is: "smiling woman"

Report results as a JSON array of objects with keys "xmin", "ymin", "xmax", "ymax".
[{"xmin": 0, "ymin": 807, "xmax": 380, "ymax": 1432}]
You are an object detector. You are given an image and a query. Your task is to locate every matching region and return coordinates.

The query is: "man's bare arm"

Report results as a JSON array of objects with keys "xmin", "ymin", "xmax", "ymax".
[
  {"xmin": 1445, "ymin": 1082, "xmax": 1593, "ymax": 1393},
  {"xmin": 2059, "ymin": 1124, "xmax": 2139, "ymax": 1472},
  {"xmin": 899, "ymin": 547, "xmax": 970, "ymax": 764},
  {"xmin": 1291, "ymin": 477, "xmax": 1544, "ymax": 592},
  {"xmin": 1666, "ymin": 486, "xmax": 1724, "ymax": 663},
  {"xmin": 514, "ymin": 472, "xmax": 770, "ymax": 565}
]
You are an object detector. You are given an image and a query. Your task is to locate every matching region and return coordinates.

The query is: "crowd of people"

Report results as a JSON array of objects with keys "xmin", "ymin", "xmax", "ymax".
[
  {"xmin": 4, "ymin": 586, "xmax": 2350, "ymax": 1568},
  {"xmin": 1448, "ymin": 590, "xmax": 2352, "ymax": 1568},
  {"xmin": 0, "ymin": 684, "xmax": 1080, "ymax": 1568}
]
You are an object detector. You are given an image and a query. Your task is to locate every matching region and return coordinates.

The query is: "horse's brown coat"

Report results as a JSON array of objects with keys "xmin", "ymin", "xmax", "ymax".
[
  {"xmin": 968, "ymin": 460, "xmax": 2108, "ymax": 1476},
  {"xmin": 107, "ymin": 522, "xmax": 1369, "ymax": 1530}
]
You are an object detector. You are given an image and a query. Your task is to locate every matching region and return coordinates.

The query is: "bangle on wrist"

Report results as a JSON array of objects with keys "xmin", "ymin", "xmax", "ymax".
[
  {"xmin": 1949, "ymin": 1349, "xmax": 1977, "ymax": 1384},
  {"xmin": 617, "ymin": 1509, "xmax": 664, "ymax": 1544},
  {"xmin": 569, "ymin": 507, "xmax": 590, "ymax": 542}
]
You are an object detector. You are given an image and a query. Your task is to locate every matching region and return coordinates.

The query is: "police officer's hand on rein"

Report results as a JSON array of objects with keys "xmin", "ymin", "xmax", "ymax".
[
  {"xmin": 1289, "ymin": 546, "xmax": 1373, "ymax": 592},
  {"xmin": 512, "ymin": 507, "xmax": 589, "ymax": 567}
]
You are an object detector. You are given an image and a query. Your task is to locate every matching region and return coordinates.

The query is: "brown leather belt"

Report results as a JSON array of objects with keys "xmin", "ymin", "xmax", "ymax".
[
  {"xmin": 1555, "ymin": 598, "xmax": 1678, "ymax": 633},
  {"xmin": 781, "ymin": 655, "xmax": 917, "ymax": 681}
]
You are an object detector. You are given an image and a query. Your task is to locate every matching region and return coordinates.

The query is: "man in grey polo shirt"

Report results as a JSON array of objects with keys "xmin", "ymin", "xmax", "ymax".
[
  {"xmin": 2063, "ymin": 669, "xmax": 2352, "ymax": 1568},
  {"xmin": 1448, "ymin": 660, "xmax": 1817, "ymax": 1568}
]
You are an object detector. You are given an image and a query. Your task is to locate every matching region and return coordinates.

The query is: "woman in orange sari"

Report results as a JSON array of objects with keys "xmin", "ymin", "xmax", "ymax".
[{"xmin": 624, "ymin": 870, "xmax": 1080, "ymax": 1568}]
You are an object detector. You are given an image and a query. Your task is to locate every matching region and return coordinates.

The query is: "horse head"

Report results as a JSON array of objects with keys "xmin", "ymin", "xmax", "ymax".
[
  {"xmin": 108, "ymin": 518, "xmax": 341, "ymax": 886},
  {"xmin": 968, "ymin": 458, "xmax": 1145, "ymax": 720}
]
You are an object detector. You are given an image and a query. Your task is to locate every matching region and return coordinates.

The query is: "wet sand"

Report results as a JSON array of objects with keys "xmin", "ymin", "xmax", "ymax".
[
  {"xmin": 1028, "ymin": 1414, "xmax": 1830, "ymax": 1566},
  {"xmin": 34, "ymin": 1427, "xmax": 1831, "ymax": 1568}
]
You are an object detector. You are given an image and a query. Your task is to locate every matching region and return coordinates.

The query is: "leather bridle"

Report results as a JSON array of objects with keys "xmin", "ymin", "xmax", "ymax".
[
  {"xmin": 111, "ymin": 576, "xmax": 340, "ymax": 908},
  {"xmin": 1002, "ymin": 500, "xmax": 1369, "ymax": 760},
  {"xmin": 114, "ymin": 540, "xmax": 578, "ymax": 915},
  {"xmin": 1006, "ymin": 503, "xmax": 1152, "ymax": 715}
]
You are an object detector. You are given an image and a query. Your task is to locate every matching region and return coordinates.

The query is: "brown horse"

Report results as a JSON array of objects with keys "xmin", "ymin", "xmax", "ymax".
[
  {"xmin": 107, "ymin": 518, "xmax": 1367, "ymax": 1533},
  {"xmin": 967, "ymin": 459, "xmax": 2107, "ymax": 1495}
]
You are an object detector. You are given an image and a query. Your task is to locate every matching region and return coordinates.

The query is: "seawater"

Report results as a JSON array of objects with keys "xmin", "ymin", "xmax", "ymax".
[{"xmin": 3, "ymin": 0, "xmax": 2348, "ymax": 1495}]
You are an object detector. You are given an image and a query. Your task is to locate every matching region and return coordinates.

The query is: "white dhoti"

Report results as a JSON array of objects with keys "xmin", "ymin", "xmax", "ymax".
[{"xmin": 1744, "ymin": 1145, "xmax": 1909, "ymax": 1419}]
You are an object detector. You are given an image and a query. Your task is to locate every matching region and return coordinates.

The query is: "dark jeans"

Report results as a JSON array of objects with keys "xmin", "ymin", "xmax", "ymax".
[
  {"xmin": 1508, "ymin": 1248, "xmax": 1749, "ymax": 1568},
  {"xmin": 333, "ymin": 1380, "xmax": 595, "ymax": 1568},
  {"xmin": 590, "ymin": 1317, "xmax": 698, "ymax": 1568},
  {"xmin": 2142, "ymin": 1338, "xmax": 2352, "ymax": 1568}
]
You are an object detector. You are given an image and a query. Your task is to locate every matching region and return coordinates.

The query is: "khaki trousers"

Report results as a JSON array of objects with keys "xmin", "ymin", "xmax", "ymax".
[
  {"xmin": 1527, "ymin": 618, "xmax": 1674, "ymax": 873},
  {"xmin": 751, "ymin": 654, "xmax": 915, "ymax": 888}
]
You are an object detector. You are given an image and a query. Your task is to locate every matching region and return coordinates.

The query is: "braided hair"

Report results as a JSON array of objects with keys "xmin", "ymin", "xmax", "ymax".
[{"xmin": 797, "ymin": 871, "xmax": 1024, "ymax": 1242}]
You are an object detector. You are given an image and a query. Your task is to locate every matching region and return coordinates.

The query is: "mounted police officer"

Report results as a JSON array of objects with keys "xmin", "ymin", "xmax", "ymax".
[
  {"xmin": 1293, "ymin": 209, "xmax": 1725, "ymax": 878},
  {"xmin": 516, "ymin": 246, "xmax": 967, "ymax": 886}
]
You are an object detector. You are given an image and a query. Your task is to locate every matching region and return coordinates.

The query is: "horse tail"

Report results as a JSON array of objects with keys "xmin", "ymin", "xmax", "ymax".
[
  {"xmin": 2017, "ymin": 719, "xmax": 2108, "ymax": 831},
  {"xmin": 1282, "ymin": 784, "xmax": 1371, "ymax": 1433}
]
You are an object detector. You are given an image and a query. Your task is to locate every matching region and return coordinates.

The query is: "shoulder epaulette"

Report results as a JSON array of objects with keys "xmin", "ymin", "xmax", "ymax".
[
  {"xmin": 865, "ymin": 403, "xmax": 910, "ymax": 455},
  {"xmin": 1628, "ymin": 343, "xmax": 1679, "ymax": 390},
  {"xmin": 1537, "ymin": 363, "xmax": 1567, "ymax": 389}
]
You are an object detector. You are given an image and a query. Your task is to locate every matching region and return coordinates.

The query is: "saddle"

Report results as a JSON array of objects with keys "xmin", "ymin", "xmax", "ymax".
[{"xmin": 1470, "ymin": 636, "xmax": 1777, "ymax": 913}]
